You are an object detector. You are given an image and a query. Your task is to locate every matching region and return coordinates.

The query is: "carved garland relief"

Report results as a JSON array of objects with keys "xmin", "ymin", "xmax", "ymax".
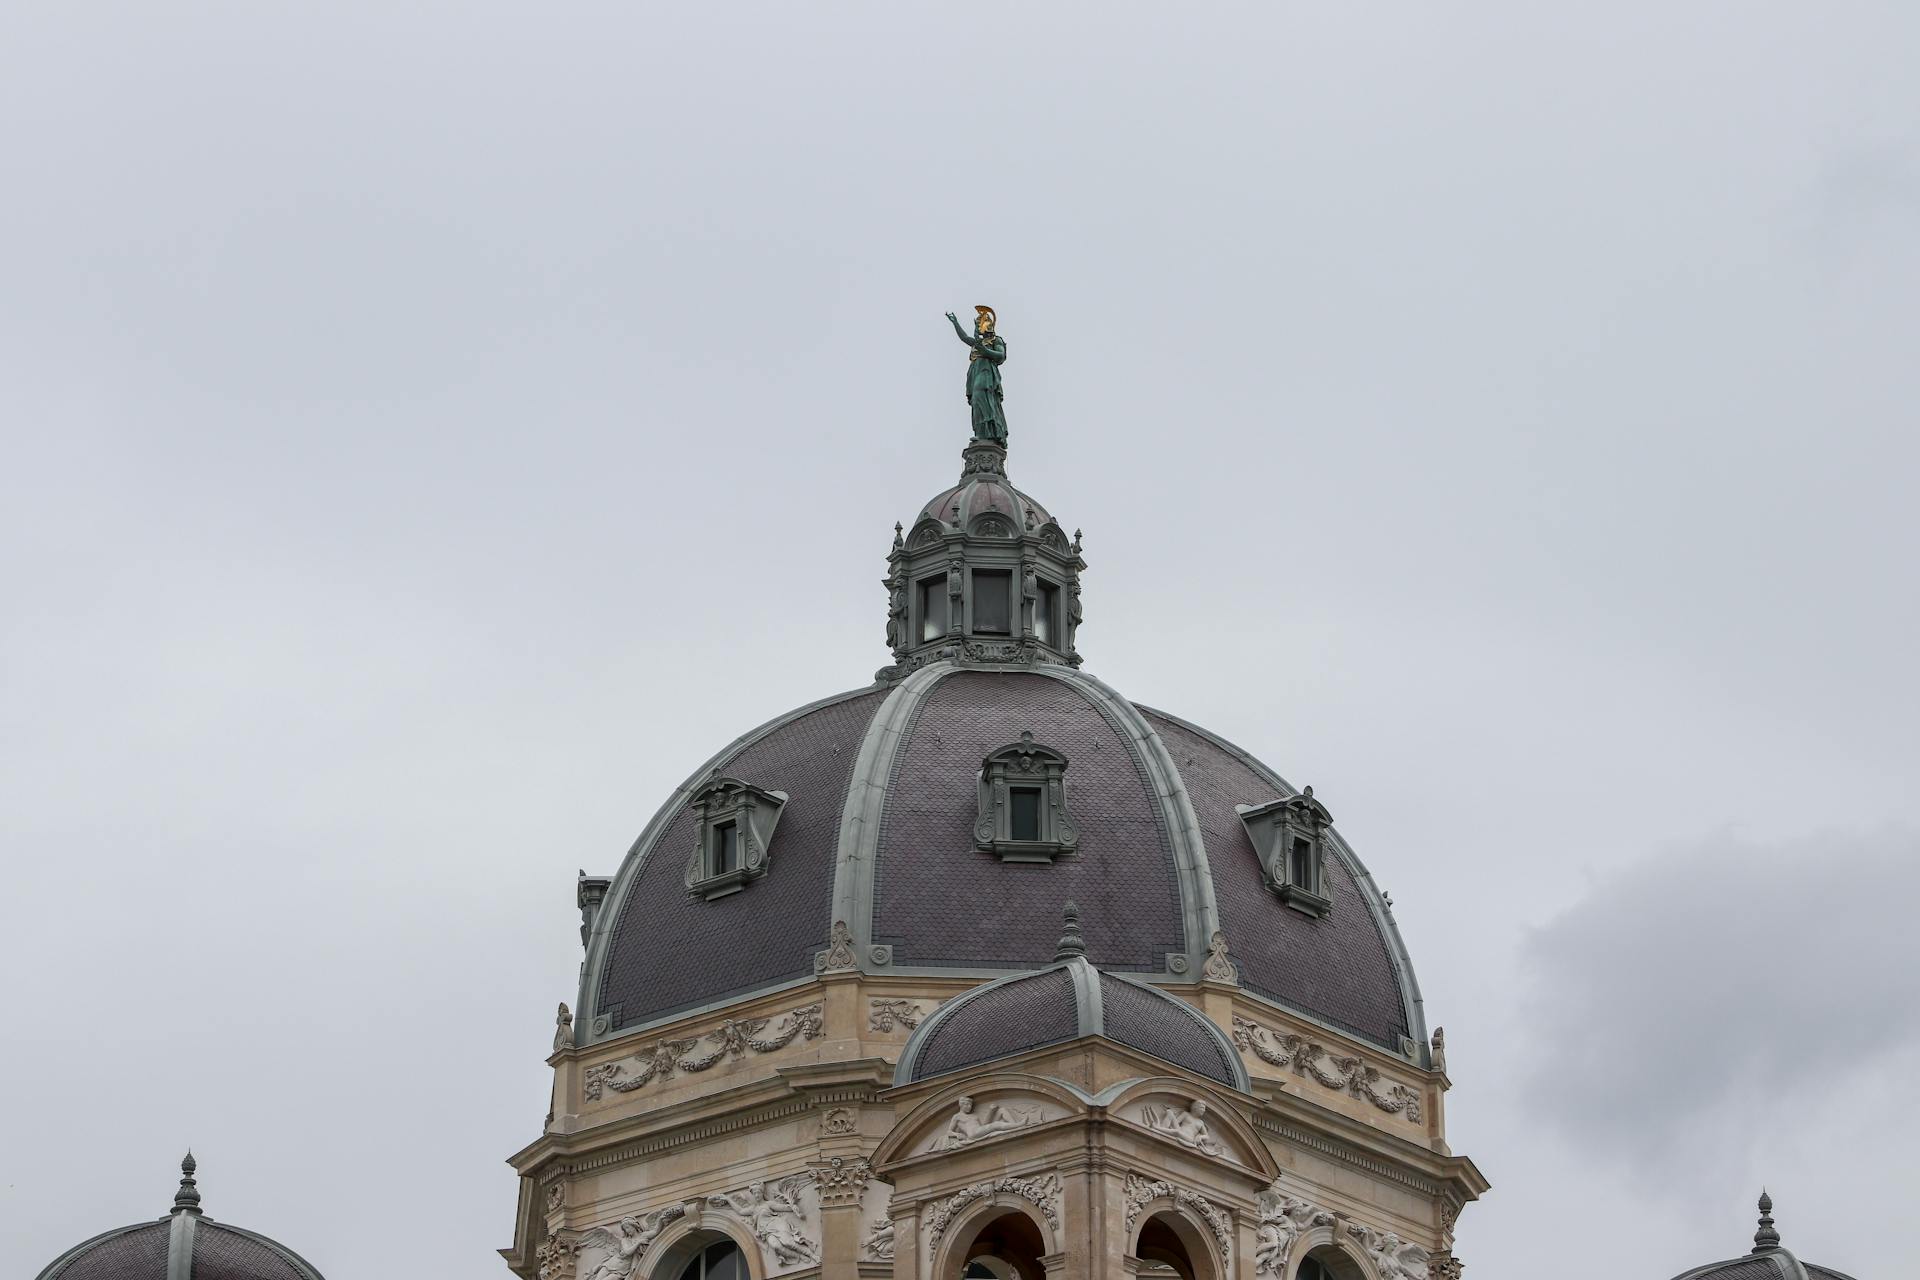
[
  {"xmin": 924, "ymin": 1173, "xmax": 1063, "ymax": 1252},
  {"xmin": 582, "ymin": 1003, "xmax": 823, "ymax": 1100},
  {"xmin": 1123, "ymin": 1172, "xmax": 1234, "ymax": 1264},
  {"xmin": 1232, "ymin": 1015, "xmax": 1424, "ymax": 1121},
  {"xmin": 868, "ymin": 997, "xmax": 930, "ymax": 1031}
]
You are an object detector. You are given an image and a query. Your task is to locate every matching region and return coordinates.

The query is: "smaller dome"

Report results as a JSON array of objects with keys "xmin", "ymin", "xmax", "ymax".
[
  {"xmin": 37, "ymin": 1155, "xmax": 326, "ymax": 1280},
  {"xmin": 895, "ymin": 906, "xmax": 1248, "ymax": 1090},
  {"xmin": 915, "ymin": 441, "xmax": 1055, "ymax": 535},
  {"xmin": 1667, "ymin": 1193, "xmax": 1861, "ymax": 1280}
]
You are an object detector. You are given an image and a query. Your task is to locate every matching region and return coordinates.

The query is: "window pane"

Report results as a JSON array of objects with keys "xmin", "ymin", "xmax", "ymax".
[
  {"xmin": 918, "ymin": 577, "xmax": 945, "ymax": 641},
  {"xmin": 702, "ymin": 1243, "xmax": 745, "ymax": 1280},
  {"xmin": 1035, "ymin": 582, "xmax": 1058, "ymax": 644},
  {"xmin": 1289, "ymin": 838, "xmax": 1312, "ymax": 889},
  {"xmin": 973, "ymin": 570, "xmax": 1011, "ymax": 633},
  {"xmin": 1010, "ymin": 787, "xmax": 1042, "ymax": 841},
  {"xmin": 714, "ymin": 822, "xmax": 739, "ymax": 874}
]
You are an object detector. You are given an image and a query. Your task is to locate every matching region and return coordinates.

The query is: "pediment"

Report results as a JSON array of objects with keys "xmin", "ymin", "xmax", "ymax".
[
  {"xmin": 873, "ymin": 1073, "xmax": 1085, "ymax": 1167},
  {"xmin": 1106, "ymin": 1077, "xmax": 1276, "ymax": 1176}
]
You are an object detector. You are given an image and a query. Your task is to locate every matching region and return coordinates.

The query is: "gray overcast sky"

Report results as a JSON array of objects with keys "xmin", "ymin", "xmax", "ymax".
[{"xmin": 3, "ymin": 3, "xmax": 1915, "ymax": 1277}]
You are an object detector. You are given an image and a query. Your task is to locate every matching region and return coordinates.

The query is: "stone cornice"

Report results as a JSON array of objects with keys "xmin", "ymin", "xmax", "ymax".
[{"xmin": 1249, "ymin": 1087, "xmax": 1489, "ymax": 1202}]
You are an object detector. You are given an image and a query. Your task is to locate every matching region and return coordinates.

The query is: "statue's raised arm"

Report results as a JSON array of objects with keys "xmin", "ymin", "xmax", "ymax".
[{"xmin": 945, "ymin": 305, "xmax": 1008, "ymax": 444}]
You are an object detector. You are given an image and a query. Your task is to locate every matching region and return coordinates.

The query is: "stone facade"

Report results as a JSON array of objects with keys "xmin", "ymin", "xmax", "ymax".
[
  {"xmin": 505, "ymin": 963, "xmax": 1483, "ymax": 1279},
  {"xmin": 502, "ymin": 436, "xmax": 1487, "ymax": 1280}
]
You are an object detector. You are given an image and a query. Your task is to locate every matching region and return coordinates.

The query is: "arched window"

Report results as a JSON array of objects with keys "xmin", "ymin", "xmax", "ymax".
[{"xmin": 675, "ymin": 1240, "xmax": 744, "ymax": 1280}]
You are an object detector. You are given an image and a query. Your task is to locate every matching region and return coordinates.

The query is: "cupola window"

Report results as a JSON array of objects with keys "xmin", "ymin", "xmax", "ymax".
[
  {"xmin": 1034, "ymin": 579, "xmax": 1059, "ymax": 644},
  {"xmin": 1235, "ymin": 786, "xmax": 1335, "ymax": 917},
  {"xmin": 975, "ymin": 731, "xmax": 1080, "ymax": 863},
  {"xmin": 684, "ymin": 777, "xmax": 788, "ymax": 900},
  {"xmin": 972, "ymin": 568, "xmax": 1012, "ymax": 634},
  {"xmin": 918, "ymin": 575, "xmax": 947, "ymax": 641}
]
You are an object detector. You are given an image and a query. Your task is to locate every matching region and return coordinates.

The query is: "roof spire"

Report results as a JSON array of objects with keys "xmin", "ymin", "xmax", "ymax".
[
  {"xmin": 172, "ymin": 1150, "xmax": 202, "ymax": 1214},
  {"xmin": 1053, "ymin": 901, "xmax": 1086, "ymax": 962},
  {"xmin": 1751, "ymin": 1189, "xmax": 1779, "ymax": 1253}
]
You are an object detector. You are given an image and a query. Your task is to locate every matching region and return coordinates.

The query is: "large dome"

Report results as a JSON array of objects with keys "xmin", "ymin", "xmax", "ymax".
[{"xmin": 578, "ymin": 661, "xmax": 1425, "ymax": 1060}]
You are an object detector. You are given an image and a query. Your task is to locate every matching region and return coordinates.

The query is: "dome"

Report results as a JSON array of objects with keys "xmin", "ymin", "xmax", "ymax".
[
  {"xmin": 578, "ymin": 661, "xmax": 1424, "ymax": 1060},
  {"xmin": 893, "ymin": 908, "xmax": 1250, "ymax": 1088},
  {"xmin": 36, "ymin": 1156, "xmax": 326, "ymax": 1280},
  {"xmin": 1667, "ymin": 1194, "xmax": 1861, "ymax": 1280},
  {"xmin": 915, "ymin": 452, "xmax": 1054, "ymax": 536}
]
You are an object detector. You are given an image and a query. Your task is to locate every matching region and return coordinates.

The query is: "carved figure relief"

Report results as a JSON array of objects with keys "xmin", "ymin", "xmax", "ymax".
[
  {"xmin": 862, "ymin": 1216, "xmax": 895, "ymax": 1261},
  {"xmin": 939, "ymin": 1095, "xmax": 1040, "ymax": 1149},
  {"xmin": 553, "ymin": 1002, "xmax": 573, "ymax": 1053},
  {"xmin": 1254, "ymin": 1185, "xmax": 1333, "ymax": 1276},
  {"xmin": 1141, "ymin": 1098, "xmax": 1231, "ymax": 1159},
  {"xmin": 1123, "ymin": 1173, "xmax": 1234, "ymax": 1263},
  {"xmin": 924, "ymin": 1173, "xmax": 1062, "ymax": 1251},
  {"xmin": 582, "ymin": 1003, "xmax": 824, "ymax": 1100},
  {"xmin": 868, "ymin": 998, "xmax": 929, "ymax": 1031},
  {"xmin": 820, "ymin": 1107, "xmax": 857, "ymax": 1136},
  {"xmin": 545, "ymin": 1180, "xmax": 565, "ymax": 1212},
  {"xmin": 710, "ymin": 1176, "xmax": 818, "ymax": 1269},
  {"xmin": 574, "ymin": 1207, "xmax": 687, "ymax": 1280},
  {"xmin": 1233, "ymin": 1016, "xmax": 1423, "ymax": 1121},
  {"xmin": 1347, "ymin": 1223, "xmax": 1432, "ymax": 1280},
  {"xmin": 885, "ymin": 573, "xmax": 908, "ymax": 650}
]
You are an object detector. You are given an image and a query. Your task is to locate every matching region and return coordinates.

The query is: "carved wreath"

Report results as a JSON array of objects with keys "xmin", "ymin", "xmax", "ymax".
[
  {"xmin": 1233, "ymin": 1016, "xmax": 1422, "ymax": 1121},
  {"xmin": 583, "ymin": 1003, "xmax": 824, "ymax": 1100}
]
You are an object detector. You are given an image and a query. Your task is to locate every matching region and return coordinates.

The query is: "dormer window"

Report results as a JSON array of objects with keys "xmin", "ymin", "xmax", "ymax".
[
  {"xmin": 711, "ymin": 821, "xmax": 739, "ymax": 877},
  {"xmin": 1235, "ymin": 786, "xmax": 1334, "ymax": 917},
  {"xmin": 975, "ymin": 732, "xmax": 1080, "ymax": 863},
  {"xmin": 684, "ymin": 777, "xmax": 788, "ymax": 900}
]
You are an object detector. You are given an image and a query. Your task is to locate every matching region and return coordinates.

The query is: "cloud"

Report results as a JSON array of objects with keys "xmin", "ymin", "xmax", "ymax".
[{"xmin": 1518, "ymin": 826, "xmax": 1920, "ymax": 1165}]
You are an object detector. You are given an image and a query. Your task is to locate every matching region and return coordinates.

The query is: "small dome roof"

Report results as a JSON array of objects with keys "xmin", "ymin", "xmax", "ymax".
[
  {"xmin": 894, "ymin": 909, "xmax": 1250, "ymax": 1089},
  {"xmin": 914, "ymin": 442, "xmax": 1055, "ymax": 536},
  {"xmin": 1667, "ymin": 1194, "xmax": 1860, "ymax": 1280},
  {"xmin": 36, "ymin": 1156, "xmax": 326, "ymax": 1280}
]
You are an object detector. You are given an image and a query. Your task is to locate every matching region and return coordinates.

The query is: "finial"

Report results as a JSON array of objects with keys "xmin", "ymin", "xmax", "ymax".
[
  {"xmin": 950, "ymin": 499, "xmax": 962, "ymax": 527},
  {"xmin": 173, "ymin": 1150, "xmax": 202, "ymax": 1213},
  {"xmin": 1752, "ymin": 1189, "xmax": 1780, "ymax": 1252},
  {"xmin": 892, "ymin": 521, "xmax": 904, "ymax": 550},
  {"xmin": 1072, "ymin": 529, "xmax": 1083, "ymax": 554},
  {"xmin": 1053, "ymin": 902, "xmax": 1087, "ymax": 962}
]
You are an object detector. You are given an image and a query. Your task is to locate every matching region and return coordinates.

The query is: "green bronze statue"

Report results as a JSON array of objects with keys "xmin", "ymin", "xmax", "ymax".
[{"xmin": 945, "ymin": 306, "xmax": 1008, "ymax": 444}]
